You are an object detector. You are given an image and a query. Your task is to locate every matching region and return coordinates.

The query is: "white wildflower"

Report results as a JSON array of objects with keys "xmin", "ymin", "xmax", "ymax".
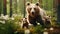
[
  {"xmin": 0, "ymin": 21, "xmax": 5, "ymax": 24},
  {"xmin": 43, "ymin": 31, "xmax": 48, "ymax": 34},
  {"xmin": 44, "ymin": 28, "xmax": 47, "ymax": 30},
  {"xmin": 37, "ymin": 23, "xmax": 40, "ymax": 25},
  {"xmin": 11, "ymin": 17, "xmax": 14, "ymax": 20},
  {"xmin": 3, "ymin": 15, "xmax": 9, "ymax": 20},
  {"xmin": 25, "ymin": 29, "xmax": 30, "ymax": 34},
  {"xmin": 50, "ymin": 27, "xmax": 54, "ymax": 30},
  {"xmin": 12, "ymin": 14, "xmax": 17, "ymax": 17}
]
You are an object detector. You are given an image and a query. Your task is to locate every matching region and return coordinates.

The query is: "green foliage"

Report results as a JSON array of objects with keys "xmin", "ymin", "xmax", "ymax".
[
  {"xmin": 0, "ymin": 20, "xmax": 14, "ymax": 34},
  {"xmin": 42, "ymin": 0, "xmax": 53, "ymax": 10},
  {"xmin": 0, "ymin": 15, "xmax": 23, "ymax": 34},
  {"xmin": 34, "ymin": 25, "xmax": 44, "ymax": 33}
]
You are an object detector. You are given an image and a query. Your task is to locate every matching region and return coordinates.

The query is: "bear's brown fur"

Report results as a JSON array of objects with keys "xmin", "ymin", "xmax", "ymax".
[
  {"xmin": 22, "ymin": 18, "xmax": 29, "ymax": 28},
  {"xmin": 26, "ymin": 2, "xmax": 51, "ymax": 27}
]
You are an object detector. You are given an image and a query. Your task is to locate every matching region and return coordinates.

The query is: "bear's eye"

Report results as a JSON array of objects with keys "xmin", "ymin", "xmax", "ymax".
[{"xmin": 34, "ymin": 8, "xmax": 36, "ymax": 10}]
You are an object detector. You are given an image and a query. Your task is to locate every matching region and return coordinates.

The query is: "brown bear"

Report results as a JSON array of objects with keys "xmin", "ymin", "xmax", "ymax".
[
  {"xmin": 22, "ymin": 18, "xmax": 29, "ymax": 28},
  {"xmin": 26, "ymin": 2, "xmax": 51, "ymax": 27}
]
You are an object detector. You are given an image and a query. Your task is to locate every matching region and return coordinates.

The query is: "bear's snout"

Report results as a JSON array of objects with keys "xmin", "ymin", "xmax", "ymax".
[{"xmin": 32, "ymin": 12, "xmax": 35, "ymax": 15}]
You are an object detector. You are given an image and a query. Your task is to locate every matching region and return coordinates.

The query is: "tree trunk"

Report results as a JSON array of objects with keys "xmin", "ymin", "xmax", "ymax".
[
  {"xmin": 3, "ymin": 0, "xmax": 7, "ymax": 16},
  {"xmin": 14, "ymin": 0, "xmax": 17, "ymax": 14},
  {"xmin": 0, "ymin": 0, "xmax": 2, "ymax": 16},
  {"xmin": 57, "ymin": 0, "xmax": 60, "ymax": 23},
  {"xmin": 10, "ymin": 0, "xmax": 12, "ymax": 17},
  {"xmin": 24, "ymin": 0, "xmax": 26, "ymax": 17}
]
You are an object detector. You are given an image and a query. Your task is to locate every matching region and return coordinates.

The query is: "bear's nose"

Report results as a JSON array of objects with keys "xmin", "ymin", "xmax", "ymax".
[{"xmin": 32, "ymin": 12, "xmax": 34, "ymax": 14}]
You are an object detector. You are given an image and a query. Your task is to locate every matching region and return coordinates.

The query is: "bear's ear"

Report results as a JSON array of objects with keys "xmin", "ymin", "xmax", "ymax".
[
  {"xmin": 26, "ymin": 2, "xmax": 30, "ymax": 6},
  {"xmin": 36, "ymin": 2, "xmax": 39, "ymax": 6}
]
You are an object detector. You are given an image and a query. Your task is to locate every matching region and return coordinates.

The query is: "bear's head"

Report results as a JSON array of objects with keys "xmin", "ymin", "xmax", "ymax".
[{"xmin": 26, "ymin": 2, "xmax": 40, "ymax": 17}]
